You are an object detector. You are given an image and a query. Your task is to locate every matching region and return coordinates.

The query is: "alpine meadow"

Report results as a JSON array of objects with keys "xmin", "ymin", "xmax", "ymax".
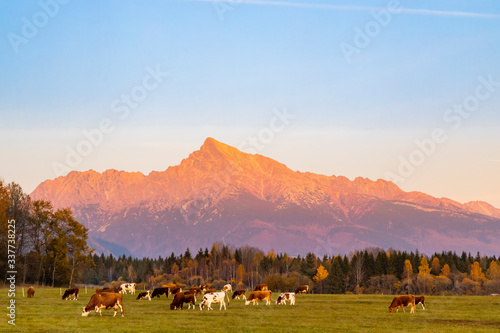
[{"xmin": 2, "ymin": 0, "xmax": 500, "ymax": 332}]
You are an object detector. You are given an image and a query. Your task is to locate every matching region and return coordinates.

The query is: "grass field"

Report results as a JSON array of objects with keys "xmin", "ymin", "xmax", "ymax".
[{"xmin": 1, "ymin": 288, "xmax": 499, "ymax": 332}]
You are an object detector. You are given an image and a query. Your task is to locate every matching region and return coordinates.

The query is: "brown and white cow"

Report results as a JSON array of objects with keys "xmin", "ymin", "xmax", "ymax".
[
  {"xmin": 276, "ymin": 292, "xmax": 295, "ymax": 305},
  {"xmin": 170, "ymin": 292, "xmax": 196, "ymax": 310},
  {"xmin": 254, "ymin": 284, "xmax": 268, "ymax": 291},
  {"xmin": 231, "ymin": 290, "xmax": 246, "ymax": 300},
  {"xmin": 82, "ymin": 293, "xmax": 124, "ymax": 317},
  {"xmin": 199, "ymin": 284, "xmax": 209, "ymax": 292},
  {"xmin": 119, "ymin": 283, "xmax": 136, "ymax": 295},
  {"xmin": 136, "ymin": 291, "xmax": 151, "ymax": 301},
  {"xmin": 151, "ymin": 287, "xmax": 170, "ymax": 298},
  {"xmin": 389, "ymin": 295, "xmax": 416, "ymax": 313},
  {"xmin": 295, "ymin": 285, "xmax": 309, "ymax": 294},
  {"xmin": 27, "ymin": 286, "xmax": 35, "ymax": 298},
  {"xmin": 200, "ymin": 292, "xmax": 226, "ymax": 310},
  {"xmin": 245, "ymin": 291, "xmax": 272, "ymax": 305},
  {"xmin": 62, "ymin": 288, "xmax": 79, "ymax": 300},
  {"xmin": 414, "ymin": 296, "xmax": 425, "ymax": 310}
]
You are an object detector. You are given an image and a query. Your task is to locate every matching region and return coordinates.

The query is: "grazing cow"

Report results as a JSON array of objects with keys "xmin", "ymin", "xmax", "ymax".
[
  {"xmin": 199, "ymin": 284, "xmax": 209, "ymax": 292},
  {"xmin": 200, "ymin": 292, "xmax": 226, "ymax": 310},
  {"xmin": 96, "ymin": 286, "xmax": 121, "ymax": 294},
  {"xmin": 82, "ymin": 293, "xmax": 124, "ymax": 317},
  {"xmin": 254, "ymin": 284, "xmax": 268, "ymax": 291},
  {"xmin": 414, "ymin": 296, "xmax": 425, "ymax": 310},
  {"xmin": 231, "ymin": 290, "xmax": 246, "ymax": 300},
  {"xmin": 136, "ymin": 291, "xmax": 151, "ymax": 301},
  {"xmin": 389, "ymin": 295, "xmax": 416, "ymax": 313},
  {"xmin": 170, "ymin": 292, "xmax": 196, "ymax": 310},
  {"xmin": 276, "ymin": 292, "xmax": 295, "ymax": 305},
  {"xmin": 27, "ymin": 286, "xmax": 35, "ymax": 298},
  {"xmin": 119, "ymin": 283, "xmax": 136, "ymax": 295},
  {"xmin": 295, "ymin": 285, "xmax": 309, "ymax": 294},
  {"xmin": 245, "ymin": 291, "xmax": 272, "ymax": 305},
  {"xmin": 62, "ymin": 288, "xmax": 79, "ymax": 300},
  {"xmin": 151, "ymin": 287, "xmax": 170, "ymax": 298}
]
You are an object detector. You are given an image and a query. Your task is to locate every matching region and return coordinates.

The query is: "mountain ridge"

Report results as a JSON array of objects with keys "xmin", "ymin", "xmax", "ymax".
[{"xmin": 30, "ymin": 137, "xmax": 500, "ymax": 257}]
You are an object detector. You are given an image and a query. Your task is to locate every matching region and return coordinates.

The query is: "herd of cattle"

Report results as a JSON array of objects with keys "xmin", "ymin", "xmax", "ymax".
[
  {"xmin": 26, "ymin": 283, "xmax": 427, "ymax": 317},
  {"xmin": 78, "ymin": 283, "xmax": 310, "ymax": 316}
]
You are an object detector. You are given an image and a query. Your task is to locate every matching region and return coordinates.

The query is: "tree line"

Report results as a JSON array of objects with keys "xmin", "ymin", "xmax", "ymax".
[
  {"xmin": 0, "ymin": 180, "xmax": 92, "ymax": 287},
  {"xmin": 80, "ymin": 243, "xmax": 500, "ymax": 296},
  {"xmin": 1, "ymin": 179, "xmax": 499, "ymax": 295}
]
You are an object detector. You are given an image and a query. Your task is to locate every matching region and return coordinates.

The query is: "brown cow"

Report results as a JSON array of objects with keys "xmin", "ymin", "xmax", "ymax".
[
  {"xmin": 82, "ymin": 293, "xmax": 124, "ymax": 317},
  {"xmin": 231, "ymin": 290, "xmax": 246, "ymax": 300},
  {"xmin": 245, "ymin": 291, "xmax": 272, "ymax": 305},
  {"xmin": 170, "ymin": 292, "xmax": 196, "ymax": 310},
  {"xmin": 199, "ymin": 284, "xmax": 209, "ymax": 292},
  {"xmin": 389, "ymin": 295, "xmax": 416, "ymax": 313},
  {"xmin": 27, "ymin": 286, "xmax": 35, "ymax": 298},
  {"xmin": 151, "ymin": 287, "xmax": 170, "ymax": 298},
  {"xmin": 254, "ymin": 284, "xmax": 268, "ymax": 291},
  {"xmin": 295, "ymin": 285, "xmax": 309, "ymax": 294},
  {"xmin": 62, "ymin": 288, "xmax": 79, "ymax": 300},
  {"xmin": 415, "ymin": 296, "xmax": 425, "ymax": 310}
]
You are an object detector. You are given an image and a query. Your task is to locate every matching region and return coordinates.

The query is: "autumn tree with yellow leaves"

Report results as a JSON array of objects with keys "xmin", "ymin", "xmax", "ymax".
[{"xmin": 313, "ymin": 265, "xmax": 329, "ymax": 293}]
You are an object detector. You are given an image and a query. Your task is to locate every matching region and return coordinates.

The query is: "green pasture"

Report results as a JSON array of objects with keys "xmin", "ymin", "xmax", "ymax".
[{"xmin": 1, "ymin": 288, "xmax": 499, "ymax": 332}]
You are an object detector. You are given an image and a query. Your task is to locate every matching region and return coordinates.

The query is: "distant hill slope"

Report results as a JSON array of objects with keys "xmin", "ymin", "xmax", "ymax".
[{"xmin": 31, "ymin": 138, "xmax": 500, "ymax": 257}]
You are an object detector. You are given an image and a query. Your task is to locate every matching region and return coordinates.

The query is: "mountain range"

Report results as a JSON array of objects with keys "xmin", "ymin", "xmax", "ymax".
[{"xmin": 30, "ymin": 137, "xmax": 500, "ymax": 257}]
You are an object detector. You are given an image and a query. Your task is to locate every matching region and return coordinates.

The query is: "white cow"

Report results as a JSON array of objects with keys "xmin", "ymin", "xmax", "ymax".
[
  {"xmin": 276, "ymin": 292, "xmax": 295, "ymax": 305},
  {"xmin": 119, "ymin": 283, "xmax": 136, "ymax": 295},
  {"xmin": 199, "ymin": 292, "xmax": 226, "ymax": 311}
]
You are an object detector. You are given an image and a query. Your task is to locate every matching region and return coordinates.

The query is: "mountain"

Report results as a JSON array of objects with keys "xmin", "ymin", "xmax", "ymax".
[{"xmin": 30, "ymin": 137, "xmax": 500, "ymax": 257}]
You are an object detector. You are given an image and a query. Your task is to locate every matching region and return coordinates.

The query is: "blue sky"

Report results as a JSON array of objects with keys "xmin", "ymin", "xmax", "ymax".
[{"xmin": 1, "ymin": 0, "xmax": 500, "ymax": 207}]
